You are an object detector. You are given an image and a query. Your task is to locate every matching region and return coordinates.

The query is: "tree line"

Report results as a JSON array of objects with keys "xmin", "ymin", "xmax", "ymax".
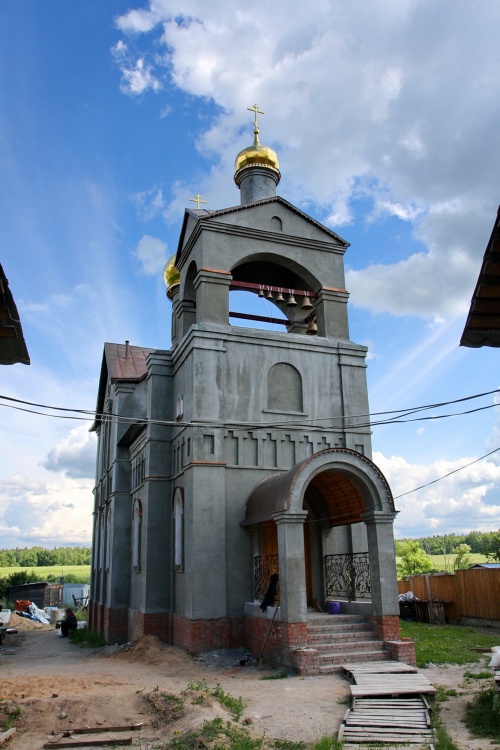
[
  {"xmin": 0, "ymin": 546, "xmax": 91, "ymax": 568},
  {"xmin": 395, "ymin": 530, "xmax": 500, "ymax": 558},
  {"xmin": 395, "ymin": 530, "xmax": 500, "ymax": 578}
]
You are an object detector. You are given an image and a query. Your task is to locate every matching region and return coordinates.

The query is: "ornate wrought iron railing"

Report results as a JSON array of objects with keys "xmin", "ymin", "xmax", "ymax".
[
  {"xmin": 324, "ymin": 552, "xmax": 371, "ymax": 601},
  {"xmin": 254, "ymin": 554, "xmax": 280, "ymax": 604}
]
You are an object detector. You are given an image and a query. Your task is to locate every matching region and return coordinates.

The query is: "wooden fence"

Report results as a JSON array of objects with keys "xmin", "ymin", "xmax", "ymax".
[{"xmin": 398, "ymin": 568, "xmax": 500, "ymax": 622}]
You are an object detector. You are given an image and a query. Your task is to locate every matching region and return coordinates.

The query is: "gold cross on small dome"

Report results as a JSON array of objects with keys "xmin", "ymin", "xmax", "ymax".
[
  {"xmin": 189, "ymin": 194, "xmax": 208, "ymax": 209},
  {"xmin": 247, "ymin": 103, "xmax": 265, "ymax": 131}
]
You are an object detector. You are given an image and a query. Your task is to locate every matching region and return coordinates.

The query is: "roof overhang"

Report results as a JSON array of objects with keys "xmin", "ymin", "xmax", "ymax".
[
  {"xmin": 0, "ymin": 263, "xmax": 30, "ymax": 365},
  {"xmin": 461, "ymin": 206, "xmax": 500, "ymax": 347}
]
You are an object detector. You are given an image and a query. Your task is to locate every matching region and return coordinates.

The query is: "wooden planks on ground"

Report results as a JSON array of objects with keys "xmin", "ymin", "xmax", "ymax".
[
  {"xmin": 342, "ymin": 660, "xmax": 418, "ymax": 676},
  {"xmin": 338, "ymin": 696, "xmax": 436, "ymax": 749},
  {"xmin": 348, "ymin": 670, "xmax": 436, "ymax": 697}
]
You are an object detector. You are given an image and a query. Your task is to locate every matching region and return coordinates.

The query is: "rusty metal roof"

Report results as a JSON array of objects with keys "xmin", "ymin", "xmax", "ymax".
[
  {"xmin": 461, "ymin": 206, "xmax": 500, "ymax": 347},
  {"xmin": 104, "ymin": 342, "xmax": 154, "ymax": 381},
  {"xmin": 92, "ymin": 342, "xmax": 155, "ymax": 430},
  {"xmin": 0, "ymin": 262, "xmax": 30, "ymax": 365}
]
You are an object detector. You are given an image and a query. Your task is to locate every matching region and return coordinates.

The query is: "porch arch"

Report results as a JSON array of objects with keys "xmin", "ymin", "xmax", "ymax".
[{"xmin": 242, "ymin": 449, "xmax": 399, "ymax": 623}]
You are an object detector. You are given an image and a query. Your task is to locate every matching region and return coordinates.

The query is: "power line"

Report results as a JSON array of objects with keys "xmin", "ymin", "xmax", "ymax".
[
  {"xmin": 392, "ymin": 446, "xmax": 500, "ymax": 499},
  {"xmin": 1, "ymin": 388, "xmax": 499, "ymax": 431}
]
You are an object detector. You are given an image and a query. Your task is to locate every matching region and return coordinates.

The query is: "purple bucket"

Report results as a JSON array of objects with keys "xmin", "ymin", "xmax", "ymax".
[{"xmin": 328, "ymin": 601, "xmax": 341, "ymax": 615}]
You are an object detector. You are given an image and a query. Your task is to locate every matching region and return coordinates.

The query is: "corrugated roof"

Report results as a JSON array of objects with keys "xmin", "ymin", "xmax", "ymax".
[{"xmin": 461, "ymin": 206, "xmax": 500, "ymax": 347}]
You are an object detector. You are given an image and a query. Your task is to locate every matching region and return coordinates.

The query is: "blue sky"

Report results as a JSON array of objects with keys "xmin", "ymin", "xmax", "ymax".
[{"xmin": 1, "ymin": 0, "xmax": 500, "ymax": 548}]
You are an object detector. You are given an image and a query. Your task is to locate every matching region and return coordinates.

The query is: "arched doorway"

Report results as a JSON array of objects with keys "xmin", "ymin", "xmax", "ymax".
[{"xmin": 242, "ymin": 448, "xmax": 399, "ymax": 623}]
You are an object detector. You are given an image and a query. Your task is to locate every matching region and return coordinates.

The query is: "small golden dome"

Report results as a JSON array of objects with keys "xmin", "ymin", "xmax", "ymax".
[
  {"xmin": 234, "ymin": 131, "xmax": 280, "ymax": 186},
  {"xmin": 163, "ymin": 255, "xmax": 180, "ymax": 298}
]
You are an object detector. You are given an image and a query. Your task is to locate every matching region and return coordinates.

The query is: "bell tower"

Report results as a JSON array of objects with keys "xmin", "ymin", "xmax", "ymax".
[{"xmin": 90, "ymin": 106, "xmax": 403, "ymax": 668}]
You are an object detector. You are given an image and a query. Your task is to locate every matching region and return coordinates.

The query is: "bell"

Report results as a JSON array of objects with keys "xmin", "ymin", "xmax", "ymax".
[
  {"xmin": 286, "ymin": 293, "xmax": 297, "ymax": 307},
  {"xmin": 258, "ymin": 286, "xmax": 265, "ymax": 298},
  {"xmin": 301, "ymin": 294, "xmax": 313, "ymax": 310},
  {"xmin": 306, "ymin": 318, "xmax": 318, "ymax": 336},
  {"xmin": 267, "ymin": 288, "xmax": 274, "ymax": 300},
  {"xmin": 276, "ymin": 289, "xmax": 285, "ymax": 303}
]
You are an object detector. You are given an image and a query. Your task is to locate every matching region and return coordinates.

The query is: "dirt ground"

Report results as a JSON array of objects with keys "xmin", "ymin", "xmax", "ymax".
[{"xmin": 0, "ymin": 618, "xmax": 498, "ymax": 750}]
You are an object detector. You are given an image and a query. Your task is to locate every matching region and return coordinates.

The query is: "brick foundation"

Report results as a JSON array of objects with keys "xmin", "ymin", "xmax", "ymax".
[
  {"xmin": 104, "ymin": 606, "xmax": 129, "ymax": 644},
  {"xmin": 172, "ymin": 614, "xmax": 245, "ymax": 652},
  {"xmin": 129, "ymin": 609, "xmax": 172, "ymax": 643},
  {"xmin": 386, "ymin": 638, "xmax": 417, "ymax": 665},
  {"xmin": 245, "ymin": 616, "xmax": 308, "ymax": 669},
  {"xmin": 367, "ymin": 615, "xmax": 416, "ymax": 665}
]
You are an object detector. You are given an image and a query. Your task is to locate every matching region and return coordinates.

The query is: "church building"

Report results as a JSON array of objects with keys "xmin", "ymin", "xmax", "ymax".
[{"xmin": 89, "ymin": 107, "xmax": 414, "ymax": 672}]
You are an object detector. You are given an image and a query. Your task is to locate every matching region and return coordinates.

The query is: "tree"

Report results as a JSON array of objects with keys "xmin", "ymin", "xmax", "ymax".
[
  {"xmin": 453, "ymin": 543, "xmax": 472, "ymax": 570},
  {"xmin": 398, "ymin": 540, "xmax": 434, "ymax": 577},
  {"xmin": 483, "ymin": 531, "xmax": 500, "ymax": 562}
]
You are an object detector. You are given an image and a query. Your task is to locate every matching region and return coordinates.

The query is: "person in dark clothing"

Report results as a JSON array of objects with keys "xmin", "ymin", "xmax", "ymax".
[
  {"xmin": 260, "ymin": 573, "xmax": 279, "ymax": 611},
  {"xmin": 60, "ymin": 607, "xmax": 78, "ymax": 637}
]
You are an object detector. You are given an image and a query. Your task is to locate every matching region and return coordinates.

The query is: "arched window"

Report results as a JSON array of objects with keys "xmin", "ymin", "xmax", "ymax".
[
  {"xmin": 105, "ymin": 506, "xmax": 112, "ymax": 571},
  {"xmin": 267, "ymin": 363, "xmax": 303, "ymax": 412},
  {"xmin": 173, "ymin": 487, "xmax": 184, "ymax": 571},
  {"xmin": 132, "ymin": 499, "xmax": 142, "ymax": 572},
  {"xmin": 271, "ymin": 216, "xmax": 283, "ymax": 231},
  {"xmin": 98, "ymin": 511, "xmax": 105, "ymax": 570}
]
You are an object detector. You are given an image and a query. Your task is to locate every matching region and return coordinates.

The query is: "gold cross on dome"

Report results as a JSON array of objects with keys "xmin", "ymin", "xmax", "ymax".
[
  {"xmin": 189, "ymin": 193, "xmax": 208, "ymax": 209},
  {"xmin": 247, "ymin": 103, "xmax": 265, "ymax": 130}
]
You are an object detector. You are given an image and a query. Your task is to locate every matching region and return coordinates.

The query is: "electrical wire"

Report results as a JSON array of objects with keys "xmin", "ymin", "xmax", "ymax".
[
  {"xmin": 1, "ymin": 388, "xmax": 499, "ymax": 431},
  {"xmin": 392, "ymin": 446, "xmax": 500, "ymax": 499}
]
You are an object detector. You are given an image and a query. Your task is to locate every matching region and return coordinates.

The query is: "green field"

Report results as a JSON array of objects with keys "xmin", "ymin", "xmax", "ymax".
[
  {"xmin": 0, "ymin": 565, "xmax": 90, "ymax": 582},
  {"xmin": 396, "ymin": 552, "xmax": 488, "ymax": 573}
]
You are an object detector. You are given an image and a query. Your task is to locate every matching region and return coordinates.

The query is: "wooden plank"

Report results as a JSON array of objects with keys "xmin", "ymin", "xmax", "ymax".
[
  {"xmin": 0, "ymin": 728, "xmax": 16, "ymax": 746},
  {"xmin": 59, "ymin": 725, "xmax": 143, "ymax": 735},
  {"xmin": 342, "ymin": 726, "xmax": 434, "ymax": 736},
  {"xmin": 351, "ymin": 686, "xmax": 436, "ymax": 696},
  {"xmin": 44, "ymin": 738, "xmax": 133, "ymax": 749}
]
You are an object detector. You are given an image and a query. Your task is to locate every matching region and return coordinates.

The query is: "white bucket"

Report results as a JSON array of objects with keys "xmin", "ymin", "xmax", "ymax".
[{"xmin": 49, "ymin": 609, "xmax": 65, "ymax": 625}]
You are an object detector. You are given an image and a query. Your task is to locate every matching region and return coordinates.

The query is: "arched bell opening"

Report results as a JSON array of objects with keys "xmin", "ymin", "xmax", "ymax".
[{"xmin": 230, "ymin": 255, "xmax": 320, "ymax": 334}]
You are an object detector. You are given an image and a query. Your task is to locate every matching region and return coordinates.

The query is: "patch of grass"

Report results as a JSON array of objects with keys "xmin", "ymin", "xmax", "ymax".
[
  {"xmin": 272, "ymin": 740, "xmax": 306, "ymax": 750},
  {"xmin": 147, "ymin": 691, "xmax": 184, "ymax": 722},
  {"xmin": 261, "ymin": 670, "xmax": 290, "ymax": 680},
  {"xmin": 399, "ymin": 621, "xmax": 499, "ymax": 667},
  {"xmin": 463, "ymin": 669, "xmax": 494, "ymax": 680},
  {"xmin": 312, "ymin": 739, "xmax": 343, "ymax": 750},
  {"xmin": 170, "ymin": 717, "xmax": 262, "ymax": 750},
  {"xmin": 186, "ymin": 679, "xmax": 245, "ymax": 721},
  {"xmin": 0, "ymin": 565, "xmax": 90, "ymax": 582},
  {"xmin": 213, "ymin": 683, "xmax": 245, "ymax": 721},
  {"xmin": 464, "ymin": 688, "xmax": 500, "ymax": 741},
  {"xmin": 69, "ymin": 626, "xmax": 105, "ymax": 648},
  {"xmin": 0, "ymin": 704, "xmax": 21, "ymax": 732}
]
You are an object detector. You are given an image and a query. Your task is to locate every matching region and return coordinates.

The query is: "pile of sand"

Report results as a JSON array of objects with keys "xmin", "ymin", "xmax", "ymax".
[{"xmin": 7, "ymin": 612, "xmax": 51, "ymax": 631}]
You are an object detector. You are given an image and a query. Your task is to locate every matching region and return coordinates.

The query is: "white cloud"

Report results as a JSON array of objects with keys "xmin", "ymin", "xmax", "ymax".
[
  {"xmin": 42, "ymin": 425, "xmax": 97, "ymax": 479},
  {"xmin": 114, "ymin": 0, "xmax": 500, "ymax": 320},
  {"xmin": 374, "ymin": 450, "xmax": 500, "ymax": 538},
  {"xmin": 133, "ymin": 234, "xmax": 168, "ymax": 275},
  {"xmin": 111, "ymin": 40, "xmax": 163, "ymax": 96},
  {"xmin": 0, "ymin": 473, "xmax": 93, "ymax": 547}
]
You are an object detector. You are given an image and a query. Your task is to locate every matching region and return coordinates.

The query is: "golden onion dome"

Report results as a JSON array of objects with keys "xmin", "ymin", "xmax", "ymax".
[
  {"xmin": 234, "ymin": 130, "xmax": 280, "ymax": 186},
  {"xmin": 163, "ymin": 255, "xmax": 180, "ymax": 299}
]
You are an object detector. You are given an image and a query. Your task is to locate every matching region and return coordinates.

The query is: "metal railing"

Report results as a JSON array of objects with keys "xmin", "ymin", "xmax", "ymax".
[
  {"xmin": 254, "ymin": 554, "xmax": 280, "ymax": 604},
  {"xmin": 324, "ymin": 552, "xmax": 371, "ymax": 601}
]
